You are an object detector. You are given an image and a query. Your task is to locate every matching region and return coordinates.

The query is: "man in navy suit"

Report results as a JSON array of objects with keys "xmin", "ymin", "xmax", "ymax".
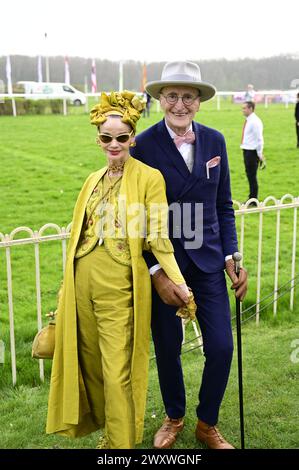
[{"xmin": 130, "ymin": 61, "xmax": 248, "ymax": 449}]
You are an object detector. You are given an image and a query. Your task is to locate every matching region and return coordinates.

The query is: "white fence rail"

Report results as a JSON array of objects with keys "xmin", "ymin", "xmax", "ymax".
[
  {"xmin": 0, "ymin": 90, "xmax": 297, "ymax": 117},
  {"xmin": 0, "ymin": 195, "xmax": 298, "ymax": 385}
]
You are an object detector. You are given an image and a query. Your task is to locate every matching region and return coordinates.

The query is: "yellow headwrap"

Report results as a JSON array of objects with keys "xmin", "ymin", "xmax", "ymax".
[{"xmin": 90, "ymin": 90, "xmax": 145, "ymax": 133}]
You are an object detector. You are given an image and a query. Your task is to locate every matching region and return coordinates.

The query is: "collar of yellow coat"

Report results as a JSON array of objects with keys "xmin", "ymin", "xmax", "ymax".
[{"xmin": 69, "ymin": 157, "xmax": 141, "ymax": 259}]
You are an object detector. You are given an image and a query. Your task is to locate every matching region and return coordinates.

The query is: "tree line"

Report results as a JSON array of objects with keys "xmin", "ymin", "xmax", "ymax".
[{"xmin": 0, "ymin": 54, "xmax": 298, "ymax": 92}]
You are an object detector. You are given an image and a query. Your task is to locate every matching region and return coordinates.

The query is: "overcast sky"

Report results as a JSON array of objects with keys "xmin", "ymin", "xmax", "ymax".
[{"xmin": 1, "ymin": 0, "xmax": 298, "ymax": 62}]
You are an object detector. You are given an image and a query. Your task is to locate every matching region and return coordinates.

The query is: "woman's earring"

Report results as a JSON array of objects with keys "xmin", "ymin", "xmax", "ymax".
[{"xmin": 130, "ymin": 140, "xmax": 136, "ymax": 147}]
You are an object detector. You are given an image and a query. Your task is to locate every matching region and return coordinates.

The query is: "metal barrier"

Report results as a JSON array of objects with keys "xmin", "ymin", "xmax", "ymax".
[
  {"xmin": 0, "ymin": 195, "xmax": 298, "ymax": 384},
  {"xmin": 234, "ymin": 195, "xmax": 298, "ymax": 323},
  {"xmin": 0, "ymin": 90, "xmax": 296, "ymax": 116}
]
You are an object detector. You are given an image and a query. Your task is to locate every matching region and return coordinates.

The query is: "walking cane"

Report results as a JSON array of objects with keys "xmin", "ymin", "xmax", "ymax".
[{"xmin": 232, "ymin": 252, "xmax": 245, "ymax": 449}]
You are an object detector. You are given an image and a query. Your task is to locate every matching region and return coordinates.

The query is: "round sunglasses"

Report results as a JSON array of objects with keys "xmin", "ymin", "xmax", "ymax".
[{"xmin": 98, "ymin": 130, "xmax": 133, "ymax": 144}]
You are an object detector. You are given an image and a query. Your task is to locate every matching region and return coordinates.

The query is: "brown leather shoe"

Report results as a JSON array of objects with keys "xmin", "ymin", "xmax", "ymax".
[
  {"xmin": 195, "ymin": 419, "xmax": 235, "ymax": 449},
  {"xmin": 153, "ymin": 416, "xmax": 184, "ymax": 449}
]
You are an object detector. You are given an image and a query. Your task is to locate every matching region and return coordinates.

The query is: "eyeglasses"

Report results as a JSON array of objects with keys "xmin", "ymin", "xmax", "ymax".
[
  {"xmin": 160, "ymin": 92, "xmax": 200, "ymax": 106},
  {"xmin": 98, "ymin": 130, "xmax": 133, "ymax": 144}
]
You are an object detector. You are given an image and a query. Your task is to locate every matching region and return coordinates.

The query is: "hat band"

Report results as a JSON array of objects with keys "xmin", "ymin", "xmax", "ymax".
[{"xmin": 161, "ymin": 73, "xmax": 199, "ymax": 83}]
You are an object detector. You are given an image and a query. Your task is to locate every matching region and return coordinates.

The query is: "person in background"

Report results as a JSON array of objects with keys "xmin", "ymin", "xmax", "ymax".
[
  {"xmin": 46, "ymin": 90, "xmax": 190, "ymax": 449},
  {"xmin": 143, "ymin": 92, "xmax": 152, "ymax": 118},
  {"xmin": 240, "ymin": 101, "xmax": 265, "ymax": 205},
  {"xmin": 130, "ymin": 61, "xmax": 248, "ymax": 449},
  {"xmin": 295, "ymin": 92, "xmax": 299, "ymax": 148},
  {"xmin": 244, "ymin": 84, "xmax": 255, "ymax": 102}
]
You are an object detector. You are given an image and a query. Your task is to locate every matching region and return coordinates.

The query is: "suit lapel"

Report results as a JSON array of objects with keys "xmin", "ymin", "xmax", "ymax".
[
  {"xmin": 193, "ymin": 122, "xmax": 205, "ymax": 174},
  {"xmin": 154, "ymin": 120, "xmax": 190, "ymax": 179}
]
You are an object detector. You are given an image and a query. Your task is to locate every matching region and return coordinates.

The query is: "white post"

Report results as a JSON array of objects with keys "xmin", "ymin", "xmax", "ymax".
[
  {"xmin": 11, "ymin": 98, "xmax": 17, "ymax": 117},
  {"xmin": 5, "ymin": 247, "xmax": 17, "ymax": 385},
  {"xmin": 63, "ymin": 98, "xmax": 67, "ymax": 116},
  {"xmin": 240, "ymin": 213, "xmax": 245, "ymax": 266},
  {"xmin": 290, "ymin": 206, "xmax": 297, "ymax": 310},
  {"xmin": 62, "ymin": 237, "xmax": 67, "ymax": 273},
  {"xmin": 217, "ymin": 94, "xmax": 220, "ymax": 110},
  {"xmin": 6, "ymin": 56, "xmax": 16, "ymax": 117},
  {"xmin": 45, "ymin": 57, "xmax": 50, "ymax": 82},
  {"xmin": 273, "ymin": 207, "xmax": 280, "ymax": 315},
  {"xmin": 45, "ymin": 33, "xmax": 50, "ymax": 82},
  {"xmin": 264, "ymin": 95, "xmax": 268, "ymax": 109},
  {"xmin": 34, "ymin": 241, "xmax": 44, "ymax": 382},
  {"xmin": 239, "ymin": 212, "xmax": 245, "ymax": 316},
  {"xmin": 256, "ymin": 210, "xmax": 263, "ymax": 325}
]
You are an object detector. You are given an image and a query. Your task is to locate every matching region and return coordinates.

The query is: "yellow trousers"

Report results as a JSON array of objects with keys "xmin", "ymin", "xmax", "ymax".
[{"xmin": 75, "ymin": 244, "xmax": 135, "ymax": 449}]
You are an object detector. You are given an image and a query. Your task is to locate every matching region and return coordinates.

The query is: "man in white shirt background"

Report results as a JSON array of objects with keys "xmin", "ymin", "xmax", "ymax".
[{"xmin": 240, "ymin": 101, "xmax": 265, "ymax": 205}]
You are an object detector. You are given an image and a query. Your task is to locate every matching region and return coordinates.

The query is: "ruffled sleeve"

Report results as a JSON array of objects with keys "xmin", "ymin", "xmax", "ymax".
[
  {"xmin": 144, "ymin": 171, "xmax": 185, "ymax": 284},
  {"xmin": 144, "ymin": 234, "xmax": 174, "ymax": 253}
]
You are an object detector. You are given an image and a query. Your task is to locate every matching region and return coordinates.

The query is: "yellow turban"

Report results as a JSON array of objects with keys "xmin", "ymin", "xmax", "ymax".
[{"xmin": 90, "ymin": 90, "xmax": 145, "ymax": 132}]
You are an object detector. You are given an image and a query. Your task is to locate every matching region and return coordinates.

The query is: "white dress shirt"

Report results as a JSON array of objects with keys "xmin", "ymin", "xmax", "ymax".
[
  {"xmin": 165, "ymin": 121, "xmax": 195, "ymax": 172},
  {"xmin": 240, "ymin": 112, "xmax": 264, "ymax": 158}
]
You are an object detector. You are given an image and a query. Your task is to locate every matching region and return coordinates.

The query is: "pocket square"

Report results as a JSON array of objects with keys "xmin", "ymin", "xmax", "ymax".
[{"xmin": 206, "ymin": 156, "xmax": 221, "ymax": 179}]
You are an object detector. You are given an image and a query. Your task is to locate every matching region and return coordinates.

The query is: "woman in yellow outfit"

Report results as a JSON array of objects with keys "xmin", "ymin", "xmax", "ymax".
[{"xmin": 46, "ymin": 91, "xmax": 190, "ymax": 449}]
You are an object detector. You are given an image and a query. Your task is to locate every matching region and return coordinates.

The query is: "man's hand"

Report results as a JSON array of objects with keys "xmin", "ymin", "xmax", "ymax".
[
  {"xmin": 151, "ymin": 269, "xmax": 189, "ymax": 306},
  {"xmin": 225, "ymin": 259, "xmax": 248, "ymax": 301}
]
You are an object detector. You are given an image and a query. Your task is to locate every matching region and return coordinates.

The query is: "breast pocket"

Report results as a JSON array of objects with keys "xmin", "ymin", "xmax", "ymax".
[{"xmin": 206, "ymin": 164, "xmax": 220, "ymax": 183}]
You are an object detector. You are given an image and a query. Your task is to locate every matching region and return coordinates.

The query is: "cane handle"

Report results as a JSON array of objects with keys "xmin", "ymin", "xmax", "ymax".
[{"xmin": 233, "ymin": 252, "xmax": 242, "ymax": 275}]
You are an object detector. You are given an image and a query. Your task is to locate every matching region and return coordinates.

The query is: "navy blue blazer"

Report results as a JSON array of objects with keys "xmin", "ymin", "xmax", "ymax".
[{"xmin": 130, "ymin": 119, "xmax": 238, "ymax": 273}]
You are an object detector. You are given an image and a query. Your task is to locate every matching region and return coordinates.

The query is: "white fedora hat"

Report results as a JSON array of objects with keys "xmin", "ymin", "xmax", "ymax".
[{"xmin": 145, "ymin": 61, "xmax": 216, "ymax": 102}]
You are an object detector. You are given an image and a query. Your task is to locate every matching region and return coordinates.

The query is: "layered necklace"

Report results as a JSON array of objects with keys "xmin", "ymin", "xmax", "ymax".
[
  {"xmin": 108, "ymin": 161, "xmax": 125, "ymax": 175},
  {"xmin": 96, "ymin": 172, "xmax": 123, "ymax": 243}
]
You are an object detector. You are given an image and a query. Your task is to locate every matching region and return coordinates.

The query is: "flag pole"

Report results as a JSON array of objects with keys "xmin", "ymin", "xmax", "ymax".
[
  {"xmin": 119, "ymin": 60, "xmax": 123, "ymax": 92},
  {"xmin": 91, "ymin": 59, "xmax": 97, "ymax": 102},
  {"xmin": 45, "ymin": 33, "xmax": 50, "ymax": 82},
  {"xmin": 37, "ymin": 55, "xmax": 43, "ymax": 82},
  {"xmin": 6, "ymin": 55, "xmax": 16, "ymax": 117}
]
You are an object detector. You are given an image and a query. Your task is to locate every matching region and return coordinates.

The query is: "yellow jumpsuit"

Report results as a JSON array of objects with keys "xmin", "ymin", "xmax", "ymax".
[{"xmin": 46, "ymin": 158, "xmax": 184, "ymax": 448}]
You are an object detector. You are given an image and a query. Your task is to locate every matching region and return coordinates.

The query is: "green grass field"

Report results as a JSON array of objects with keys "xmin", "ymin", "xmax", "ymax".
[{"xmin": 0, "ymin": 100, "xmax": 298, "ymax": 448}]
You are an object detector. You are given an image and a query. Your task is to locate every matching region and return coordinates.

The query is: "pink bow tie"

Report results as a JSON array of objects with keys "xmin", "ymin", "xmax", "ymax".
[{"xmin": 173, "ymin": 130, "xmax": 195, "ymax": 149}]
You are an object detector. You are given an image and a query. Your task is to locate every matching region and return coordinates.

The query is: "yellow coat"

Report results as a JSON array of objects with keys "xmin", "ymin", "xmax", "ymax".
[{"xmin": 46, "ymin": 157, "xmax": 174, "ymax": 443}]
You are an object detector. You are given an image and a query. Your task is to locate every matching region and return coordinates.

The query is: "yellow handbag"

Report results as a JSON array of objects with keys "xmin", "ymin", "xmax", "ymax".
[
  {"xmin": 32, "ymin": 282, "xmax": 63, "ymax": 359},
  {"xmin": 32, "ymin": 312, "xmax": 56, "ymax": 359}
]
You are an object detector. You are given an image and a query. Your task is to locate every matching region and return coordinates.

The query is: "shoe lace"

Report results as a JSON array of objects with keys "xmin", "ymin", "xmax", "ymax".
[
  {"xmin": 211, "ymin": 426, "xmax": 225, "ymax": 443},
  {"xmin": 161, "ymin": 422, "xmax": 173, "ymax": 433},
  {"xmin": 161, "ymin": 418, "xmax": 179, "ymax": 433}
]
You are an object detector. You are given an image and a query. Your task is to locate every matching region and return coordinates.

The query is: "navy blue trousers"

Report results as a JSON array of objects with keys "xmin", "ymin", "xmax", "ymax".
[{"xmin": 151, "ymin": 261, "xmax": 234, "ymax": 426}]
